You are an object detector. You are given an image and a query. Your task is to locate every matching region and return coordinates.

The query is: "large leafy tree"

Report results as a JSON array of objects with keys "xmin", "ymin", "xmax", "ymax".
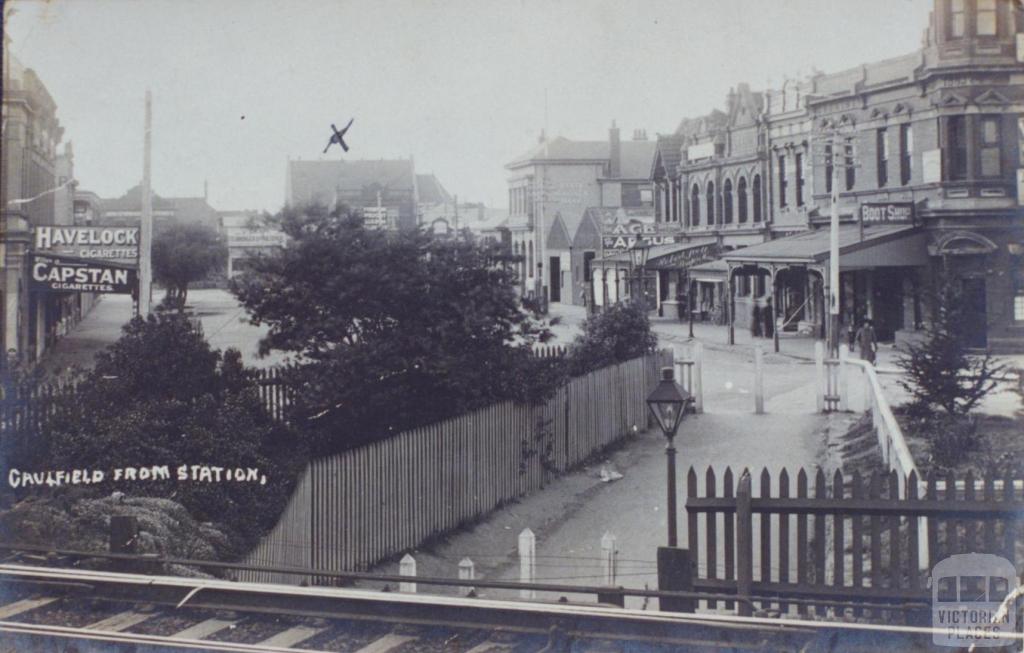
[
  {"xmin": 230, "ymin": 204, "xmax": 556, "ymax": 455},
  {"xmin": 153, "ymin": 222, "xmax": 228, "ymax": 310},
  {"xmin": 897, "ymin": 270, "xmax": 1004, "ymax": 416},
  {"xmin": 25, "ymin": 313, "xmax": 298, "ymax": 555}
]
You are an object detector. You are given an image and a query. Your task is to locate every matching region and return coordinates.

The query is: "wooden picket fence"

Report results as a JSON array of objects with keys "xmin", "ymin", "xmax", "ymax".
[
  {"xmin": 683, "ymin": 466, "xmax": 1023, "ymax": 622},
  {"xmin": 0, "ymin": 368, "xmax": 293, "ymax": 436},
  {"xmin": 238, "ymin": 351, "xmax": 671, "ymax": 583},
  {"xmin": 532, "ymin": 344, "xmax": 568, "ymax": 359}
]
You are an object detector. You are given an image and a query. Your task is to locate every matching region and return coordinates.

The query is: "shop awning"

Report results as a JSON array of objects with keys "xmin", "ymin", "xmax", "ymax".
[
  {"xmin": 723, "ymin": 224, "xmax": 930, "ymax": 268},
  {"xmin": 689, "ymin": 259, "xmax": 728, "ymax": 283},
  {"xmin": 595, "ymin": 238, "xmax": 717, "ymax": 267}
]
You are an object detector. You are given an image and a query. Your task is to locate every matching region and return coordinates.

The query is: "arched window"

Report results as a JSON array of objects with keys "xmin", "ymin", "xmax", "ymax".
[
  {"xmin": 706, "ymin": 181, "xmax": 716, "ymax": 225},
  {"xmin": 690, "ymin": 184, "xmax": 701, "ymax": 226},
  {"xmin": 752, "ymin": 175, "xmax": 763, "ymax": 222},
  {"xmin": 737, "ymin": 176, "xmax": 748, "ymax": 223},
  {"xmin": 723, "ymin": 179, "xmax": 733, "ymax": 224}
]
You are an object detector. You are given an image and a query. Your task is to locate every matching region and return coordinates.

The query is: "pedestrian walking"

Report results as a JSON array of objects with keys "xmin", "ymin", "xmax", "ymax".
[{"xmin": 854, "ymin": 319, "xmax": 877, "ymax": 364}]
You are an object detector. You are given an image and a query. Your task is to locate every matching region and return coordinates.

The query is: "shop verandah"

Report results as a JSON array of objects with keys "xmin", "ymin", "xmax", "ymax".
[{"xmin": 719, "ymin": 224, "xmax": 931, "ymax": 353}]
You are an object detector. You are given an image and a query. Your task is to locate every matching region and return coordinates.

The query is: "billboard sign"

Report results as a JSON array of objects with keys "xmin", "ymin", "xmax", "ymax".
[
  {"xmin": 601, "ymin": 223, "xmax": 678, "ymax": 252},
  {"xmin": 34, "ymin": 226, "xmax": 140, "ymax": 265},
  {"xmin": 30, "ymin": 254, "xmax": 138, "ymax": 294}
]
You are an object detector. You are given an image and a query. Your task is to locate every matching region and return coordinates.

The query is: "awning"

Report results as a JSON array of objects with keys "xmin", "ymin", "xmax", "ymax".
[
  {"xmin": 595, "ymin": 238, "xmax": 717, "ymax": 267},
  {"xmin": 689, "ymin": 259, "xmax": 728, "ymax": 283},
  {"xmin": 723, "ymin": 224, "xmax": 930, "ymax": 269}
]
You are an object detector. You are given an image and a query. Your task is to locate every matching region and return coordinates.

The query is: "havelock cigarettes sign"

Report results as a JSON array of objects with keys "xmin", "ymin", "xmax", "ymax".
[
  {"xmin": 34, "ymin": 226, "xmax": 140, "ymax": 263},
  {"xmin": 30, "ymin": 254, "xmax": 138, "ymax": 294}
]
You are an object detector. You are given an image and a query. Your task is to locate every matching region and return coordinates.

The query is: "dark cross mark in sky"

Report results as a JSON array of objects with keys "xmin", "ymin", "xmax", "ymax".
[{"xmin": 324, "ymin": 118, "xmax": 355, "ymax": 154}]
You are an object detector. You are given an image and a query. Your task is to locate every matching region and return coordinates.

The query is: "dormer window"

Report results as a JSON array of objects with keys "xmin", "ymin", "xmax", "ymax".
[
  {"xmin": 949, "ymin": 0, "xmax": 965, "ymax": 38},
  {"xmin": 976, "ymin": 0, "xmax": 997, "ymax": 36}
]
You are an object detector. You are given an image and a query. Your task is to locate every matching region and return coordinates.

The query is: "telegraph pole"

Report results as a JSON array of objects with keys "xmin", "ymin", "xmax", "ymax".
[
  {"xmin": 828, "ymin": 133, "xmax": 841, "ymax": 358},
  {"xmin": 139, "ymin": 89, "xmax": 153, "ymax": 316}
]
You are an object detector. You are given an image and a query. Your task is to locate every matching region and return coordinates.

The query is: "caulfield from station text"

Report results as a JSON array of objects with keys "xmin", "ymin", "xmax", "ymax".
[{"xmin": 8, "ymin": 465, "xmax": 268, "ymax": 488}]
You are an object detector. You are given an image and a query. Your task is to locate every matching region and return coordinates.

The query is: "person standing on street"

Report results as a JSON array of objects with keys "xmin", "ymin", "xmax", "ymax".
[{"xmin": 855, "ymin": 319, "xmax": 877, "ymax": 364}]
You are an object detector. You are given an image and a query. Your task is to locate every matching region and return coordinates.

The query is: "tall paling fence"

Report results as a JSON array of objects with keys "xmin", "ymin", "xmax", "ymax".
[
  {"xmin": 531, "ymin": 344, "xmax": 568, "ymax": 359},
  {"xmin": 238, "ymin": 350, "xmax": 671, "ymax": 583},
  {"xmin": 681, "ymin": 466, "xmax": 1022, "ymax": 623}
]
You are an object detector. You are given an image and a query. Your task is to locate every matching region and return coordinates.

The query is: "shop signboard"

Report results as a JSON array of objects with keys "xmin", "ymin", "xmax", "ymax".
[
  {"xmin": 601, "ymin": 223, "xmax": 678, "ymax": 252},
  {"xmin": 648, "ymin": 242, "xmax": 721, "ymax": 270},
  {"xmin": 859, "ymin": 202, "xmax": 915, "ymax": 226},
  {"xmin": 30, "ymin": 254, "xmax": 138, "ymax": 295},
  {"xmin": 34, "ymin": 226, "xmax": 139, "ymax": 265}
]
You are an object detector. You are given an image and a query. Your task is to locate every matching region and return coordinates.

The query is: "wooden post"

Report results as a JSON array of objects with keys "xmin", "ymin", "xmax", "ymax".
[
  {"xmin": 815, "ymin": 341, "xmax": 825, "ymax": 413},
  {"xmin": 693, "ymin": 342, "xmax": 704, "ymax": 414},
  {"xmin": 735, "ymin": 470, "xmax": 753, "ymax": 617},
  {"xmin": 601, "ymin": 532, "xmax": 617, "ymax": 586},
  {"xmin": 771, "ymin": 265, "xmax": 780, "ymax": 353},
  {"xmin": 518, "ymin": 528, "xmax": 536, "ymax": 599},
  {"xmin": 458, "ymin": 557, "xmax": 475, "ymax": 597},
  {"xmin": 673, "ymin": 345, "xmax": 687, "ymax": 397},
  {"xmin": 657, "ymin": 547, "xmax": 695, "ymax": 613},
  {"xmin": 753, "ymin": 346, "xmax": 764, "ymax": 415},
  {"xmin": 727, "ymin": 271, "xmax": 735, "ymax": 345},
  {"xmin": 399, "ymin": 554, "xmax": 417, "ymax": 593},
  {"xmin": 838, "ymin": 344, "xmax": 850, "ymax": 412},
  {"xmin": 688, "ymin": 278, "xmax": 695, "ymax": 338}
]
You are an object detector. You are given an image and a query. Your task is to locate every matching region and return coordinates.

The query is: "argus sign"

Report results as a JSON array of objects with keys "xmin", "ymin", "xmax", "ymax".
[
  {"xmin": 602, "ymin": 223, "xmax": 677, "ymax": 252},
  {"xmin": 30, "ymin": 254, "xmax": 138, "ymax": 294}
]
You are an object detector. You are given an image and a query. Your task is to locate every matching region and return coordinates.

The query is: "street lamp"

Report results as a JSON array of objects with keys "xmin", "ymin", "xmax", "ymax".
[
  {"xmin": 628, "ymin": 240, "xmax": 651, "ymax": 308},
  {"xmin": 646, "ymin": 367, "xmax": 691, "ymax": 547}
]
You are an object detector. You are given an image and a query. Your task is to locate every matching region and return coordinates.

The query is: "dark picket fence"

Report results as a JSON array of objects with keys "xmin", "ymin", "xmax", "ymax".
[{"xmin": 682, "ymin": 466, "xmax": 1023, "ymax": 622}]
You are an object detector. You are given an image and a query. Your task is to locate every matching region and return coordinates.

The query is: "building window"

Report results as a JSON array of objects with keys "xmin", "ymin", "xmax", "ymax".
[
  {"xmin": 825, "ymin": 143, "xmax": 834, "ymax": 194},
  {"xmin": 640, "ymin": 188, "xmax": 653, "ymax": 204},
  {"xmin": 976, "ymin": 0, "xmax": 997, "ymax": 36},
  {"xmin": 778, "ymin": 155, "xmax": 787, "ymax": 207},
  {"xmin": 949, "ymin": 0, "xmax": 965, "ymax": 38},
  {"xmin": 979, "ymin": 116, "xmax": 1001, "ymax": 177},
  {"xmin": 899, "ymin": 123, "xmax": 913, "ymax": 185},
  {"xmin": 723, "ymin": 179, "xmax": 733, "ymax": 224},
  {"xmin": 844, "ymin": 139, "xmax": 856, "ymax": 191},
  {"xmin": 528, "ymin": 240, "xmax": 534, "ymax": 276},
  {"xmin": 1015, "ymin": 294, "xmax": 1024, "ymax": 321},
  {"xmin": 795, "ymin": 152, "xmax": 805, "ymax": 206},
  {"xmin": 737, "ymin": 176, "xmax": 748, "ymax": 223},
  {"xmin": 706, "ymin": 181, "xmax": 716, "ymax": 224},
  {"xmin": 690, "ymin": 184, "xmax": 701, "ymax": 226},
  {"xmin": 877, "ymin": 128, "xmax": 889, "ymax": 187},
  {"xmin": 752, "ymin": 175, "xmax": 762, "ymax": 222},
  {"xmin": 947, "ymin": 115, "xmax": 968, "ymax": 180}
]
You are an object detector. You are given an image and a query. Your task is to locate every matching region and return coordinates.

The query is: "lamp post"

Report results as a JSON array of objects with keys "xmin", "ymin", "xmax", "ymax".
[
  {"xmin": 646, "ymin": 367, "xmax": 691, "ymax": 547},
  {"xmin": 628, "ymin": 240, "xmax": 651, "ymax": 309}
]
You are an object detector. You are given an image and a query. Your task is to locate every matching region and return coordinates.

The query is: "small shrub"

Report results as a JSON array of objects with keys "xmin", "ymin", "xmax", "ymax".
[{"xmin": 565, "ymin": 302, "xmax": 657, "ymax": 377}]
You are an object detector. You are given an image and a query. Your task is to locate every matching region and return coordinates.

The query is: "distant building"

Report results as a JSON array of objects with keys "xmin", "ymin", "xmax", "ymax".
[
  {"xmin": 220, "ymin": 211, "xmax": 287, "ymax": 277},
  {"xmin": 505, "ymin": 123, "xmax": 657, "ymax": 306},
  {"xmin": 285, "ymin": 158, "xmax": 423, "ymax": 231},
  {"xmin": 81, "ymin": 183, "xmax": 220, "ymax": 230}
]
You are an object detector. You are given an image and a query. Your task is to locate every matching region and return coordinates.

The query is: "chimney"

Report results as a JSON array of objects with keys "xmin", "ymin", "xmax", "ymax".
[
  {"xmin": 538, "ymin": 128, "xmax": 546, "ymax": 144},
  {"xmin": 203, "ymin": 179, "xmax": 208, "ymax": 201},
  {"xmin": 609, "ymin": 120, "xmax": 621, "ymax": 178}
]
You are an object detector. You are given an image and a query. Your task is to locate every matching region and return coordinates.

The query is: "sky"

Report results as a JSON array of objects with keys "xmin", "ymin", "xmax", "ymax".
[{"xmin": 4, "ymin": 0, "xmax": 934, "ymax": 213}]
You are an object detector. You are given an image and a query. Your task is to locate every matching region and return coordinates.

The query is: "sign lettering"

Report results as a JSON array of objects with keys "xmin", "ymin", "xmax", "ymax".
[
  {"xmin": 30, "ymin": 254, "xmax": 138, "ymax": 294},
  {"xmin": 34, "ymin": 226, "xmax": 140, "ymax": 264},
  {"xmin": 859, "ymin": 202, "xmax": 915, "ymax": 225}
]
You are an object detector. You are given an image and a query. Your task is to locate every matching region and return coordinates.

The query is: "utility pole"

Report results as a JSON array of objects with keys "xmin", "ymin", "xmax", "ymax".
[
  {"xmin": 139, "ymin": 89, "xmax": 153, "ymax": 316},
  {"xmin": 828, "ymin": 132, "xmax": 841, "ymax": 358}
]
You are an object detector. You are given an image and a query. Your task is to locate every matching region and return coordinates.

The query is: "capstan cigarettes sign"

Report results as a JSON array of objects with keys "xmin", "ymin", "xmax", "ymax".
[
  {"xmin": 30, "ymin": 254, "xmax": 138, "ymax": 294},
  {"xmin": 34, "ymin": 226, "xmax": 140, "ymax": 263}
]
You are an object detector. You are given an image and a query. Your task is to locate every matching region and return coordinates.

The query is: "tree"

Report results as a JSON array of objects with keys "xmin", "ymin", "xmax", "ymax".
[
  {"xmin": 230, "ymin": 204, "xmax": 556, "ymax": 456},
  {"xmin": 565, "ymin": 301, "xmax": 658, "ymax": 378},
  {"xmin": 897, "ymin": 271, "xmax": 1004, "ymax": 416},
  {"xmin": 152, "ymin": 222, "xmax": 228, "ymax": 310},
  {"xmin": 33, "ymin": 313, "xmax": 298, "ymax": 555}
]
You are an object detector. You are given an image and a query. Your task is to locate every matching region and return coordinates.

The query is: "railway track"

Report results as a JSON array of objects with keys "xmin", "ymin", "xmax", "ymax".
[{"xmin": 0, "ymin": 559, "xmax": 1001, "ymax": 652}]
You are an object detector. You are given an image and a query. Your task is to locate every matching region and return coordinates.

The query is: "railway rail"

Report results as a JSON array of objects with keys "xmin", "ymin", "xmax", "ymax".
[{"xmin": 0, "ymin": 549, "xmax": 1016, "ymax": 652}]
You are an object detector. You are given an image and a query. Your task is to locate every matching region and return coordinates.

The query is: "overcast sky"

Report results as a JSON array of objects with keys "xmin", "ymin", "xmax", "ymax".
[{"xmin": 5, "ymin": 0, "xmax": 933, "ymax": 212}]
